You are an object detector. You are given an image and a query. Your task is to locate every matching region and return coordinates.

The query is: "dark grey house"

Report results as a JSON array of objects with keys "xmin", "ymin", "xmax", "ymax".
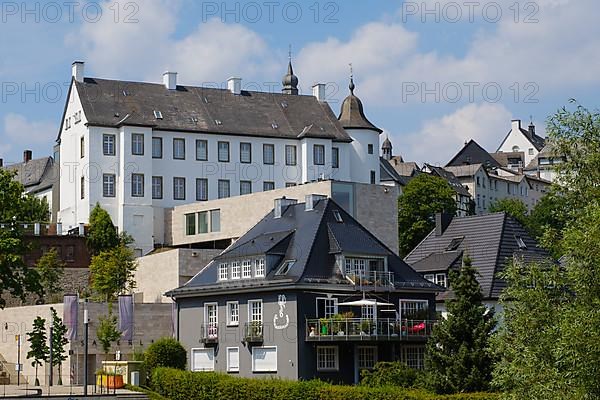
[
  {"xmin": 405, "ymin": 212, "xmax": 551, "ymax": 316},
  {"xmin": 167, "ymin": 195, "xmax": 441, "ymax": 383}
]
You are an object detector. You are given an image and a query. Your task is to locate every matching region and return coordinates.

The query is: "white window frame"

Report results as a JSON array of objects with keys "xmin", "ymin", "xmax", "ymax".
[
  {"xmin": 357, "ymin": 346, "xmax": 378, "ymax": 370},
  {"xmin": 316, "ymin": 346, "xmax": 339, "ymax": 372},
  {"xmin": 103, "ymin": 134, "xmax": 115, "ymax": 156},
  {"xmin": 173, "ymin": 177, "xmax": 186, "ymax": 200},
  {"xmin": 401, "ymin": 346, "xmax": 425, "ymax": 369},
  {"xmin": 227, "ymin": 301, "xmax": 239, "ymax": 326},
  {"xmin": 242, "ymin": 260, "xmax": 252, "ymax": 278},
  {"xmin": 435, "ymin": 273, "xmax": 447, "ymax": 288},
  {"xmin": 131, "ymin": 133, "xmax": 144, "ymax": 155},
  {"xmin": 218, "ymin": 263, "xmax": 228, "ymax": 281},
  {"xmin": 131, "ymin": 173, "xmax": 144, "ymax": 197},
  {"xmin": 255, "ymin": 258, "xmax": 265, "ymax": 277},
  {"xmin": 231, "ymin": 261, "xmax": 241, "ymax": 279},
  {"xmin": 316, "ymin": 297, "xmax": 338, "ymax": 318},
  {"xmin": 424, "ymin": 274, "xmax": 435, "ymax": 283},
  {"xmin": 191, "ymin": 348, "xmax": 215, "ymax": 372},
  {"xmin": 204, "ymin": 302, "xmax": 218, "ymax": 327},
  {"xmin": 399, "ymin": 299, "xmax": 429, "ymax": 321},
  {"xmin": 227, "ymin": 347, "xmax": 240, "ymax": 373},
  {"xmin": 285, "ymin": 145, "xmax": 297, "ymax": 166},
  {"xmin": 102, "ymin": 174, "xmax": 115, "ymax": 197},
  {"xmin": 251, "ymin": 346, "xmax": 277, "ymax": 373},
  {"xmin": 248, "ymin": 299, "xmax": 263, "ymax": 323}
]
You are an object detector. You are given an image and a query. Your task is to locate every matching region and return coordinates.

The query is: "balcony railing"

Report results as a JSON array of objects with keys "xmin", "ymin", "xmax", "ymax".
[
  {"xmin": 200, "ymin": 324, "xmax": 219, "ymax": 344},
  {"xmin": 306, "ymin": 318, "xmax": 435, "ymax": 341},
  {"xmin": 243, "ymin": 322, "xmax": 264, "ymax": 343},
  {"xmin": 346, "ymin": 271, "xmax": 395, "ymax": 289}
]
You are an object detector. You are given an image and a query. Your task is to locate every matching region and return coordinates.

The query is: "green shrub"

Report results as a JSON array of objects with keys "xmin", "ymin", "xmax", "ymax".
[
  {"xmin": 144, "ymin": 338, "xmax": 186, "ymax": 374},
  {"xmin": 151, "ymin": 368, "xmax": 499, "ymax": 400},
  {"xmin": 361, "ymin": 361, "xmax": 422, "ymax": 388}
]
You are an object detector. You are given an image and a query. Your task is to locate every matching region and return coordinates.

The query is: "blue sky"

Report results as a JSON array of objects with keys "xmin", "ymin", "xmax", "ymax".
[{"xmin": 1, "ymin": 0, "xmax": 599, "ymax": 165}]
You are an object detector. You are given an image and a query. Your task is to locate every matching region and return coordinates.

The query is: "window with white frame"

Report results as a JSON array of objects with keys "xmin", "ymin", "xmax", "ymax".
[
  {"xmin": 152, "ymin": 176, "xmax": 163, "ymax": 199},
  {"xmin": 196, "ymin": 139, "xmax": 208, "ymax": 161},
  {"xmin": 227, "ymin": 302, "xmax": 239, "ymax": 326},
  {"xmin": 435, "ymin": 273, "xmax": 447, "ymax": 288},
  {"xmin": 173, "ymin": 177, "xmax": 186, "ymax": 200},
  {"xmin": 103, "ymin": 174, "xmax": 115, "ymax": 197},
  {"xmin": 401, "ymin": 346, "xmax": 425, "ymax": 369},
  {"xmin": 173, "ymin": 138, "xmax": 185, "ymax": 160},
  {"xmin": 231, "ymin": 261, "xmax": 241, "ymax": 279},
  {"xmin": 131, "ymin": 173, "xmax": 144, "ymax": 197},
  {"xmin": 191, "ymin": 348, "xmax": 215, "ymax": 371},
  {"xmin": 358, "ymin": 346, "xmax": 377, "ymax": 369},
  {"xmin": 424, "ymin": 274, "xmax": 435, "ymax": 283},
  {"xmin": 399, "ymin": 300, "xmax": 429, "ymax": 320},
  {"xmin": 242, "ymin": 260, "xmax": 252, "ymax": 278},
  {"xmin": 210, "ymin": 210, "xmax": 220, "ymax": 232},
  {"xmin": 205, "ymin": 303, "xmax": 218, "ymax": 332},
  {"xmin": 249, "ymin": 300, "xmax": 262, "ymax": 322},
  {"xmin": 131, "ymin": 133, "xmax": 144, "ymax": 155},
  {"xmin": 361, "ymin": 304, "xmax": 375, "ymax": 321},
  {"xmin": 252, "ymin": 347, "xmax": 277, "ymax": 372},
  {"xmin": 218, "ymin": 263, "xmax": 228, "ymax": 281},
  {"xmin": 313, "ymin": 144, "xmax": 325, "ymax": 165},
  {"xmin": 316, "ymin": 346, "xmax": 338, "ymax": 371},
  {"xmin": 240, "ymin": 142, "xmax": 252, "ymax": 163},
  {"xmin": 103, "ymin": 134, "xmax": 115, "ymax": 156},
  {"xmin": 255, "ymin": 259, "xmax": 265, "ymax": 277},
  {"xmin": 227, "ymin": 347, "xmax": 239, "ymax": 372},
  {"xmin": 316, "ymin": 298, "xmax": 338, "ymax": 318},
  {"xmin": 344, "ymin": 258, "xmax": 367, "ymax": 277}
]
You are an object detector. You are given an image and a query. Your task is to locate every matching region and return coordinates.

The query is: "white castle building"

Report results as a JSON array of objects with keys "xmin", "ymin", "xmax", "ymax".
[{"xmin": 57, "ymin": 61, "xmax": 383, "ymax": 255}]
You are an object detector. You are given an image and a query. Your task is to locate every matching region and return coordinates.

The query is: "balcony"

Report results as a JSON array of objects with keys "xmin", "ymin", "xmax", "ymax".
[
  {"xmin": 306, "ymin": 318, "xmax": 435, "ymax": 342},
  {"xmin": 243, "ymin": 322, "xmax": 264, "ymax": 343},
  {"xmin": 200, "ymin": 324, "xmax": 219, "ymax": 344},
  {"xmin": 346, "ymin": 271, "xmax": 395, "ymax": 290}
]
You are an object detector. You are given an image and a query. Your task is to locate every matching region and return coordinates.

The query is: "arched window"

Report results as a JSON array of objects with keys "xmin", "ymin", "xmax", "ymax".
[{"xmin": 512, "ymin": 145, "xmax": 520, "ymax": 152}]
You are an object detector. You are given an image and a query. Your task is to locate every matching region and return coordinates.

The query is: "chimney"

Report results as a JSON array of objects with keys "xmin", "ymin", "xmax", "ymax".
[
  {"xmin": 227, "ymin": 77, "xmax": 242, "ymax": 95},
  {"xmin": 23, "ymin": 150, "xmax": 32, "ymax": 163},
  {"xmin": 305, "ymin": 194, "xmax": 328, "ymax": 211},
  {"xmin": 511, "ymin": 119, "xmax": 521, "ymax": 132},
  {"xmin": 312, "ymin": 83, "xmax": 326, "ymax": 101},
  {"xmin": 274, "ymin": 196, "xmax": 297, "ymax": 219},
  {"xmin": 435, "ymin": 212, "xmax": 452, "ymax": 236},
  {"xmin": 163, "ymin": 71, "xmax": 177, "ymax": 90},
  {"xmin": 528, "ymin": 122, "xmax": 535, "ymax": 136},
  {"xmin": 78, "ymin": 223, "xmax": 85, "ymax": 237},
  {"xmin": 72, "ymin": 61, "xmax": 84, "ymax": 83}
]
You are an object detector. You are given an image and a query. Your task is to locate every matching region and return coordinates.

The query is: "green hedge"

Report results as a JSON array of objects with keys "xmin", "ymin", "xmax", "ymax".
[{"xmin": 151, "ymin": 368, "xmax": 499, "ymax": 400}]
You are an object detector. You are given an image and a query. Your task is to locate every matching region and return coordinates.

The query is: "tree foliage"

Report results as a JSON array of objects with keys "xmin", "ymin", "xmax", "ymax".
[
  {"xmin": 144, "ymin": 337, "xmax": 187, "ymax": 373},
  {"xmin": 425, "ymin": 256, "xmax": 496, "ymax": 394},
  {"xmin": 87, "ymin": 203, "xmax": 119, "ymax": 255},
  {"xmin": 97, "ymin": 313, "xmax": 121, "ymax": 356},
  {"xmin": 488, "ymin": 198, "xmax": 528, "ymax": 227},
  {"xmin": 50, "ymin": 307, "xmax": 68, "ymax": 385},
  {"xmin": 36, "ymin": 248, "xmax": 65, "ymax": 303},
  {"xmin": 90, "ymin": 244, "xmax": 137, "ymax": 303},
  {"xmin": 493, "ymin": 103, "xmax": 600, "ymax": 399},
  {"xmin": 361, "ymin": 361, "xmax": 422, "ymax": 388},
  {"xmin": 26, "ymin": 316, "xmax": 49, "ymax": 386},
  {"xmin": 0, "ymin": 169, "xmax": 44, "ymax": 308},
  {"xmin": 398, "ymin": 174, "xmax": 457, "ymax": 256}
]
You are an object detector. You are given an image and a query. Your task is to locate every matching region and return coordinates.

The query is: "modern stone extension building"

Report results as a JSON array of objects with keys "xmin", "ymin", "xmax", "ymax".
[{"xmin": 168, "ymin": 196, "xmax": 441, "ymax": 384}]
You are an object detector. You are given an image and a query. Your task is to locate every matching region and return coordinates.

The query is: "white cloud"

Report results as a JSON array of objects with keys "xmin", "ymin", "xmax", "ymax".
[
  {"xmin": 71, "ymin": 0, "xmax": 278, "ymax": 85},
  {"xmin": 393, "ymin": 103, "xmax": 513, "ymax": 165},
  {"xmin": 0, "ymin": 113, "xmax": 56, "ymax": 163}
]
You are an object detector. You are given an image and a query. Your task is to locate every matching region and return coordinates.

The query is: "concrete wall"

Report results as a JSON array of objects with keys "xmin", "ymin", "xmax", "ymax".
[
  {"xmin": 0, "ymin": 302, "xmax": 172, "ymax": 386},
  {"xmin": 134, "ymin": 248, "xmax": 221, "ymax": 303}
]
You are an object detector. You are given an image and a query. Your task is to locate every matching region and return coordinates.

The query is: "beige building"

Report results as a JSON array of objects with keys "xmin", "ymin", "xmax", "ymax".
[{"xmin": 165, "ymin": 180, "xmax": 401, "ymax": 255}]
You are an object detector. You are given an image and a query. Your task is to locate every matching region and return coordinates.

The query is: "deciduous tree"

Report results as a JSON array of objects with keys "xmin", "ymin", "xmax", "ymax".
[
  {"xmin": 36, "ymin": 248, "xmax": 65, "ymax": 304},
  {"xmin": 26, "ymin": 316, "xmax": 49, "ymax": 386}
]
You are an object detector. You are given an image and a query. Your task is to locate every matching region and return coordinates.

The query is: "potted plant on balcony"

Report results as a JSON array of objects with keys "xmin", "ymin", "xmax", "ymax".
[
  {"xmin": 360, "ymin": 319, "xmax": 372, "ymax": 335},
  {"xmin": 319, "ymin": 318, "xmax": 331, "ymax": 335}
]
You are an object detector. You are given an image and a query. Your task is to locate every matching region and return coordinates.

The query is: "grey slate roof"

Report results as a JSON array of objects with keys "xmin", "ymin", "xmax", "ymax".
[
  {"xmin": 65, "ymin": 78, "xmax": 352, "ymax": 142},
  {"xmin": 380, "ymin": 157, "xmax": 411, "ymax": 186},
  {"xmin": 424, "ymin": 164, "xmax": 471, "ymax": 197},
  {"xmin": 405, "ymin": 212, "xmax": 551, "ymax": 300},
  {"xmin": 3, "ymin": 157, "xmax": 56, "ymax": 193},
  {"xmin": 498, "ymin": 126, "xmax": 546, "ymax": 153},
  {"xmin": 169, "ymin": 198, "xmax": 439, "ymax": 297},
  {"xmin": 446, "ymin": 140, "xmax": 502, "ymax": 168}
]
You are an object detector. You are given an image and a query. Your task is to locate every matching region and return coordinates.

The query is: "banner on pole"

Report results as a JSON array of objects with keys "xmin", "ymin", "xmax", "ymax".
[
  {"xmin": 63, "ymin": 294, "xmax": 79, "ymax": 341},
  {"xmin": 118, "ymin": 295, "xmax": 134, "ymax": 341}
]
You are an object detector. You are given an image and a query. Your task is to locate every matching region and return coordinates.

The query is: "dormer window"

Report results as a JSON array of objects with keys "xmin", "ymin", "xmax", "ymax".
[
  {"xmin": 446, "ymin": 237, "xmax": 464, "ymax": 251},
  {"xmin": 255, "ymin": 259, "xmax": 265, "ymax": 277},
  {"xmin": 515, "ymin": 235, "xmax": 527, "ymax": 250},
  {"xmin": 218, "ymin": 263, "xmax": 228, "ymax": 281},
  {"xmin": 153, "ymin": 110, "xmax": 163, "ymax": 119},
  {"xmin": 333, "ymin": 210, "xmax": 343, "ymax": 223},
  {"xmin": 276, "ymin": 260, "xmax": 296, "ymax": 275}
]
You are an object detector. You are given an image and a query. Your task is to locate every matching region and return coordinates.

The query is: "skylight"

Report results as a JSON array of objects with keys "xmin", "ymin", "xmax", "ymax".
[
  {"xmin": 153, "ymin": 110, "xmax": 163, "ymax": 119},
  {"xmin": 276, "ymin": 260, "xmax": 296, "ymax": 275},
  {"xmin": 215, "ymin": 119, "xmax": 222, "ymax": 126},
  {"xmin": 515, "ymin": 235, "xmax": 527, "ymax": 250},
  {"xmin": 333, "ymin": 210, "xmax": 343, "ymax": 223},
  {"xmin": 446, "ymin": 237, "xmax": 464, "ymax": 251}
]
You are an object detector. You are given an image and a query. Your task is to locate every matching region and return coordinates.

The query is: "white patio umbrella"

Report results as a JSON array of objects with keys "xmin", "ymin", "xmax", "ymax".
[{"xmin": 337, "ymin": 299, "xmax": 393, "ymax": 307}]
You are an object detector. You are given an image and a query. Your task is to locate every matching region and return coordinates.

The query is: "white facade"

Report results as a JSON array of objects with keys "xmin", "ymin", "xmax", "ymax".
[
  {"xmin": 497, "ymin": 120, "xmax": 539, "ymax": 166},
  {"xmin": 58, "ymin": 66, "xmax": 380, "ymax": 255}
]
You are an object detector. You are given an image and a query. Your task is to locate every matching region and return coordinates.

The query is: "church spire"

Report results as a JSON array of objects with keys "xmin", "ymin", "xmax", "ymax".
[{"xmin": 282, "ymin": 45, "xmax": 299, "ymax": 95}]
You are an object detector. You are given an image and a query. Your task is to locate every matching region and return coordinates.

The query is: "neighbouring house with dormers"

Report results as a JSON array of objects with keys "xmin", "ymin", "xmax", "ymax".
[
  {"xmin": 56, "ymin": 61, "xmax": 383, "ymax": 255},
  {"xmin": 167, "ymin": 195, "xmax": 441, "ymax": 384},
  {"xmin": 405, "ymin": 212, "xmax": 552, "ymax": 318}
]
